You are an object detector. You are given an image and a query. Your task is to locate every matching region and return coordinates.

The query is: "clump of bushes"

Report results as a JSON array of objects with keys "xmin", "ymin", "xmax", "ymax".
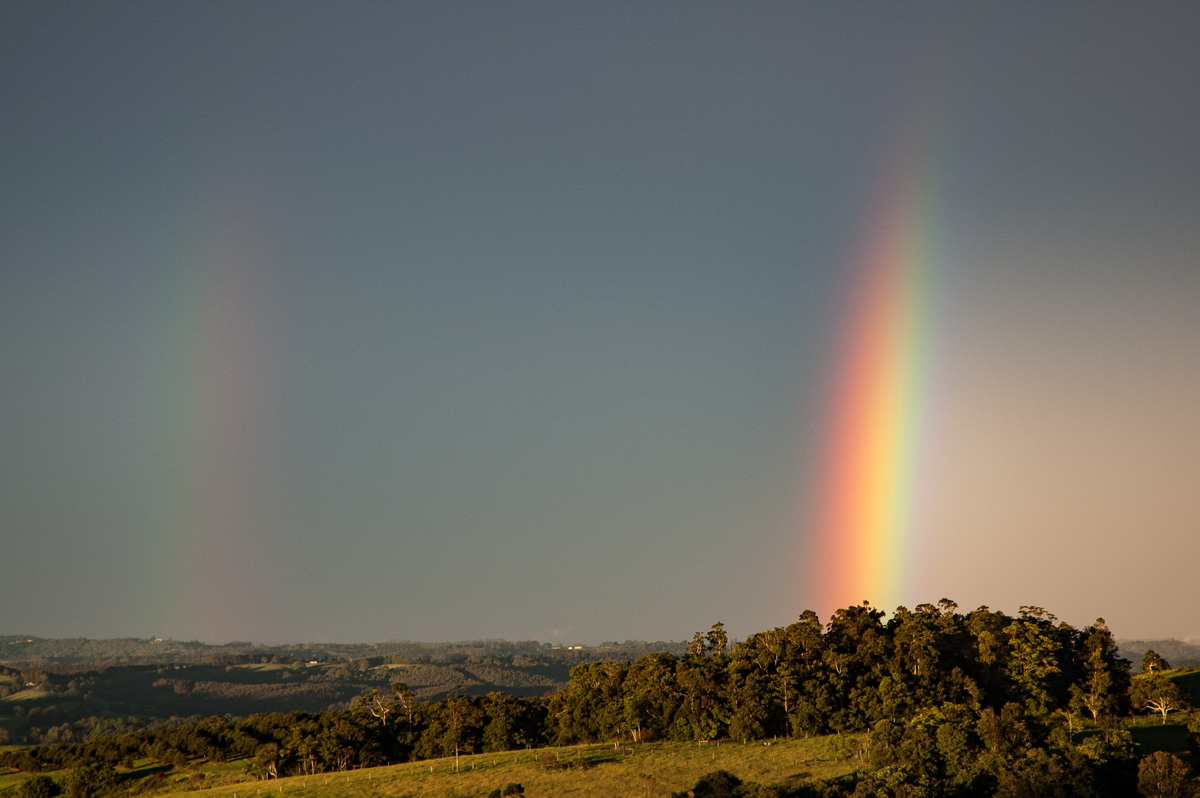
[
  {"xmin": 673, "ymin": 769, "xmax": 786, "ymax": 798},
  {"xmin": 16, "ymin": 775, "xmax": 61, "ymax": 798}
]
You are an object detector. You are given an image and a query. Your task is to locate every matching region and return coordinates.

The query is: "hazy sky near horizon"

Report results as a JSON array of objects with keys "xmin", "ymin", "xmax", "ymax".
[{"xmin": 3, "ymin": 2, "xmax": 1198, "ymax": 646}]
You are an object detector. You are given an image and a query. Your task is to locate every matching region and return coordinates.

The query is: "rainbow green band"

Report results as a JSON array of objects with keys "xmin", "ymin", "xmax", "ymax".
[{"xmin": 812, "ymin": 133, "xmax": 941, "ymax": 619}]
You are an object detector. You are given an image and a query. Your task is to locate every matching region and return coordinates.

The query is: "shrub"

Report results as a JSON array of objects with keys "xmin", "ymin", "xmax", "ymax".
[
  {"xmin": 63, "ymin": 763, "xmax": 117, "ymax": 798},
  {"xmin": 692, "ymin": 770, "xmax": 743, "ymax": 797},
  {"xmin": 17, "ymin": 775, "xmax": 61, "ymax": 798},
  {"xmin": 1137, "ymin": 751, "xmax": 1191, "ymax": 798},
  {"xmin": 540, "ymin": 751, "xmax": 566, "ymax": 769}
]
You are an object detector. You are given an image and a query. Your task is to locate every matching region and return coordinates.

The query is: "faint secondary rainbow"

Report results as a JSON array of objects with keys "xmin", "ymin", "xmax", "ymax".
[
  {"xmin": 146, "ymin": 179, "xmax": 283, "ymax": 642},
  {"xmin": 811, "ymin": 132, "xmax": 942, "ymax": 619}
]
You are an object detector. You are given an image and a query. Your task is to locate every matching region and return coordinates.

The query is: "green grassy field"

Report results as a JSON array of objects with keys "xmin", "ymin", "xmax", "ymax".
[
  {"xmin": 94, "ymin": 738, "xmax": 857, "ymax": 798},
  {"xmin": 1170, "ymin": 668, "xmax": 1200, "ymax": 703},
  {"xmin": 1125, "ymin": 705, "xmax": 1198, "ymax": 759},
  {"xmin": 0, "ymin": 689, "xmax": 51, "ymax": 703}
]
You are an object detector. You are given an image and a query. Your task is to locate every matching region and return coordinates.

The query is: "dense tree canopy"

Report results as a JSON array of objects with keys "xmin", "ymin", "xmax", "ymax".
[{"xmin": 2, "ymin": 601, "xmax": 1195, "ymax": 798}]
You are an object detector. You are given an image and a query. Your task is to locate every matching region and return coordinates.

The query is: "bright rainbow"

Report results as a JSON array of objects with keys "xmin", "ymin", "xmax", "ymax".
[{"xmin": 811, "ymin": 135, "xmax": 940, "ymax": 619}]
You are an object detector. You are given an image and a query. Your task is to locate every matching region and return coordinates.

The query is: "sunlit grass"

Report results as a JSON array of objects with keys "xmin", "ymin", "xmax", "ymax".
[
  {"xmin": 9, "ymin": 706, "xmax": 1196, "ymax": 797},
  {"xmin": 0, "ymin": 688, "xmax": 51, "ymax": 703},
  {"xmin": 145, "ymin": 737, "xmax": 856, "ymax": 798}
]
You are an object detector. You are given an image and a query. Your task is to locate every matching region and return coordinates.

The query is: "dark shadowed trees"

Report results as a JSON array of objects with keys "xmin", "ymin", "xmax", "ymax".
[
  {"xmin": 1137, "ymin": 751, "xmax": 1193, "ymax": 798},
  {"xmin": 1142, "ymin": 650, "xmax": 1171, "ymax": 674},
  {"xmin": 1070, "ymin": 619, "xmax": 1130, "ymax": 721}
]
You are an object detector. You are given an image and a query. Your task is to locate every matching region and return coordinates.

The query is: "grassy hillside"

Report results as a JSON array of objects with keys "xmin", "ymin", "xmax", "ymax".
[
  {"xmin": 0, "ymin": 738, "xmax": 856, "ymax": 798},
  {"xmin": 153, "ymin": 738, "xmax": 856, "ymax": 798}
]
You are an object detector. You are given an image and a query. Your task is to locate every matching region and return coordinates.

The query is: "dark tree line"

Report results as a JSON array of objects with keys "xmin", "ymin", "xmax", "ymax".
[
  {"xmin": 547, "ymin": 602, "xmax": 1131, "ymax": 745},
  {"xmin": 1, "ymin": 689, "xmax": 548, "ymax": 781},
  {"xmin": 5, "ymin": 601, "xmax": 1196, "ymax": 798}
]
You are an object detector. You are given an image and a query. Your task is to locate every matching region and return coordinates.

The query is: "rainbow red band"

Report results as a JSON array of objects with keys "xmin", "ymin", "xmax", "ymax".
[{"xmin": 811, "ymin": 139, "xmax": 939, "ymax": 619}]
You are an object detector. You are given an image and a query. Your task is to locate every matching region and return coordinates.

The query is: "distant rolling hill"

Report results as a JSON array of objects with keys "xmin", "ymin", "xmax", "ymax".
[
  {"xmin": 0, "ymin": 635, "xmax": 685, "ymax": 742},
  {"xmin": 2, "ymin": 659, "xmax": 566, "ymax": 719},
  {"xmin": 1116, "ymin": 638, "xmax": 1200, "ymax": 669}
]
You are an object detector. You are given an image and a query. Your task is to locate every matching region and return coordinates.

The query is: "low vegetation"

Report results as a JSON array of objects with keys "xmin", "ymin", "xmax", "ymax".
[
  {"xmin": 3, "ymin": 602, "xmax": 1199, "ymax": 797},
  {"xmin": 11, "ymin": 738, "xmax": 856, "ymax": 798}
]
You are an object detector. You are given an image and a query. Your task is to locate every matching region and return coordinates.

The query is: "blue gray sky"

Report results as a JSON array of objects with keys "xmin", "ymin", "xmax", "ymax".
[{"xmin": 3, "ymin": 2, "xmax": 1198, "ymax": 645}]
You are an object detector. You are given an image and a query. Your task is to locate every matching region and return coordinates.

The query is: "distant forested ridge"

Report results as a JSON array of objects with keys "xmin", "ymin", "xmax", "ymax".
[
  {"xmin": 1117, "ymin": 639, "xmax": 1200, "ymax": 669},
  {"xmin": 0, "ymin": 638, "xmax": 681, "ymax": 743},
  {"xmin": 0, "ymin": 635, "xmax": 684, "ymax": 669},
  {"xmin": 4, "ymin": 602, "xmax": 1200, "ymax": 797}
]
